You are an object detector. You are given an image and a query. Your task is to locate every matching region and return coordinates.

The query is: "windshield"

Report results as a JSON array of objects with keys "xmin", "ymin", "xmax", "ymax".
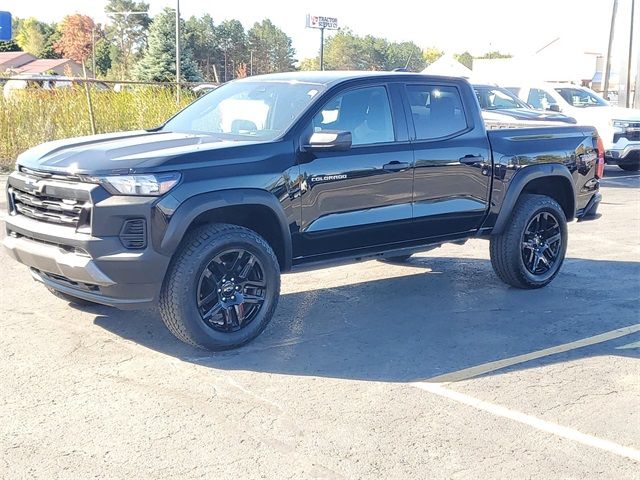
[
  {"xmin": 474, "ymin": 86, "xmax": 528, "ymax": 110},
  {"xmin": 555, "ymin": 87, "xmax": 608, "ymax": 108},
  {"xmin": 163, "ymin": 80, "xmax": 325, "ymax": 140}
]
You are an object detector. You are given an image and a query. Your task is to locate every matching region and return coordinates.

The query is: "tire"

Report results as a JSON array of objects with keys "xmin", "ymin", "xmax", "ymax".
[
  {"xmin": 47, "ymin": 287, "xmax": 98, "ymax": 307},
  {"xmin": 379, "ymin": 254, "xmax": 412, "ymax": 263},
  {"xmin": 159, "ymin": 223, "xmax": 280, "ymax": 351},
  {"xmin": 490, "ymin": 194, "xmax": 568, "ymax": 289},
  {"xmin": 618, "ymin": 162, "xmax": 640, "ymax": 172}
]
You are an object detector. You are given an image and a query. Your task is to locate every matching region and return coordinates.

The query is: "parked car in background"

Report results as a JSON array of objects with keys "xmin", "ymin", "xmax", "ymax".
[
  {"xmin": 192, "ymin": 83, "xmax": 219, "ymax": 96},
  {"xmin": 473, "ymin": 83, "xmax": 576, "ymax": 129},
  {"xmin": 508, "ymin": 83, "xmax": 640, "ymax": 171},
  {"xmin": 3, "ymin": 74, "xmax": 109, "ymax": 100}
]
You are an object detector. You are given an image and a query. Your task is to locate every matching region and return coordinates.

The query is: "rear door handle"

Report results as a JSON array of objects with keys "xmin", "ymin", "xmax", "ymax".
[
  {"xmin": 383, "ymin": 161, "xmax": 411, "ymax": 171},
  {"xmin": 459, "ymin": 154, "xmax": 485, "ymax": 165}
]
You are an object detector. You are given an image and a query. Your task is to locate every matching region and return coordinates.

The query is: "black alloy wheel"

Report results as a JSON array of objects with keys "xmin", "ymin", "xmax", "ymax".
[
  {"xmin": 520, "ymin": 212, "xmax": 562, "ymax": 275},
  {"xmin": 196, "ymin": 248, "xmax": 267, "ymax": 333}
]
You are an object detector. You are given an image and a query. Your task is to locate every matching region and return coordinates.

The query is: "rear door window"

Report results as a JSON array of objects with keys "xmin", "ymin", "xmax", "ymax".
[{"xmin": 406, "ymin": 85, "xmax": 467, "ymax": 140}]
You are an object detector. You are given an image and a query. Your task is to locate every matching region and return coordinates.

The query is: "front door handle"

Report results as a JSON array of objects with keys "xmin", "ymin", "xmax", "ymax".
[
  {"xmin": 459, "ymin": 154, "xmax": 485, "ymax": 165},
  {"xmin": 383, "ymin": 161, "xmax": 410, "ymax": 171}
]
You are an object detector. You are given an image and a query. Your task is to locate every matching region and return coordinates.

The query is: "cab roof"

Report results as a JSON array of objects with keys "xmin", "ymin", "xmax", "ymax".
[{"xmin": 234, "ymin": 70, "xmax": 467, "ymax": 87}]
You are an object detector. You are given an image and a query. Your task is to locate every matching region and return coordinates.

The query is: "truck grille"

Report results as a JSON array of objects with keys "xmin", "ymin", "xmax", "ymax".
[
  {"xmin": 12, "ymin": 188, "xmax": 85, "ymax": 225},
  {"xmin": 8, "ymin": 170, "xmax": 92, "ymax": 229}
]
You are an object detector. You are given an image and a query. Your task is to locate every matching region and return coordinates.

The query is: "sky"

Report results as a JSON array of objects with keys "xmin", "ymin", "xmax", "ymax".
[{"xmin": 2, "ymin": 0, "xmax": 638, "ymax": 63}]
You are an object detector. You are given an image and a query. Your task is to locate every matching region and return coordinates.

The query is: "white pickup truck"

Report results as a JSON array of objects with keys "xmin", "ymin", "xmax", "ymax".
[{"xmin": 508, "ymin": 83, "xmax": 640, "ymax": 171}]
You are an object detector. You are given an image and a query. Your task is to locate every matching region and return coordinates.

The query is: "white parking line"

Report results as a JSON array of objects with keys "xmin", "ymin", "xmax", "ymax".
[
  {"xmin": 413, "ymin": 382, "xmax": 640, "ymax": 463},
  {"xmin": 425, "ymin": 324, "xmax": 640, "ymax": 383}
]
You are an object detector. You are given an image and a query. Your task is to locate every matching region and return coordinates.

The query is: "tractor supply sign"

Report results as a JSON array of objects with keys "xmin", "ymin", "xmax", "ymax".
[{"xmin": 306, "ymin": 15, "xmax": 339, "ymax": 30}]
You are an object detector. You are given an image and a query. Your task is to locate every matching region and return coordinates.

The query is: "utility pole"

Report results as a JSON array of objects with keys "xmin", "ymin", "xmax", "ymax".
[
  {"xmin": 626, "ymin": 0, "xmax": 635, "ymax": 107},
  {"xmin": 92, "ymin": 27, "xmax": 96, "ymax": 77},
  {"xmin": 175, "ymin": 0, "xmax": 181, "ymax": 104},
  {"xmin": 603, "ymin": 0, "xmax": 618, "ymax": 97},
  {"xmin": 319, "ymin": 27, "xmax": 325, "ymax": 70}
]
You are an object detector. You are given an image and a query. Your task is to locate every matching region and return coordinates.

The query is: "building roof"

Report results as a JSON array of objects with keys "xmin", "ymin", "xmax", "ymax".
[
  {"xmin": 0, "ymin": 51, "xmax": 37, "ymax": 69},
  {"xmin": 15, "ymin": 59, "xmax": 74, "ymax": 74}
]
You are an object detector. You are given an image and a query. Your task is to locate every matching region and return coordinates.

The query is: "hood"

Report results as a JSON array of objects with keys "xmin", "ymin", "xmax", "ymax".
[
  {"xmin": 603, "ymin": 106, "xmax": 640, "ymax": 121},
  {"xmin": 483, "ymin": 108, "xmax": 576, "ymax": 124},
  {"xmin": 16, "ymin": 130, "xmax": 265, "ymax": 175}
]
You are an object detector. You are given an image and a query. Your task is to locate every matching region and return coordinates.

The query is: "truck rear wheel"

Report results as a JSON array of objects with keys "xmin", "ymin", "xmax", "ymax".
[
  {"xmin": 159, "ymin": 223, "xmax": 281, "ymax": 350},
  {"xmin": 490, "ymin": 194, "xmax": 567, "ymax": 289}
]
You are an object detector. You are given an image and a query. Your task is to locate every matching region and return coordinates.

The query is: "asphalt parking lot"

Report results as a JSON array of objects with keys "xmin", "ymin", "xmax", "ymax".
[{"xmin": 1, "ymin": 166, "xmax": 638, "ymax": 479}]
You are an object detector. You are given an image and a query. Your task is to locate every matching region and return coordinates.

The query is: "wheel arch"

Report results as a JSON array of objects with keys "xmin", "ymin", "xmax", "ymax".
[
  {"xmin": 491, "ymin": 164, "xmax": 576, "ymax": 236},
  {"xmin": 159, "ymin": 189, "xmax": 293, "ymax": 271}
]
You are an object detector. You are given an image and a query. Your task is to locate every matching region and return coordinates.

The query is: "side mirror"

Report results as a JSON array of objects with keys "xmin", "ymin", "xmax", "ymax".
[
  {"xmin": 548, "ymin": 104, "xmax": 561, "ymax": 112},
  {"xmin": 304, "ymin": 130, "xmax": 352, "ymax": 151}
]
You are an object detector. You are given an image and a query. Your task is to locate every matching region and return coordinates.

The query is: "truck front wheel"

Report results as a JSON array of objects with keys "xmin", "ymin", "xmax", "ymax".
[
  {"xmin": 490, "ymin": 194, "xmax": 568, "ymax": 289},
  {"xmin": 159, "ymin": 223, "xmax": 281, "ymax": 350}
]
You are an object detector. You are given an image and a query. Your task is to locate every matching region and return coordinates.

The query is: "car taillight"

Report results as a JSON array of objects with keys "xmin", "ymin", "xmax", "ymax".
[{"xmin": 595, "ymin": 136, "xmax": 605, "ymax": 179}]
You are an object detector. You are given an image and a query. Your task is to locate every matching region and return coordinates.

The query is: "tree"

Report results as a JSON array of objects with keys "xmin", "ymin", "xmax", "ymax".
[
  {"xmin": 41, "ymin": 28, "xmax": 62, "ymax": 59},
  {"xmin": 298, "ymin": 57, "xmax": 318, "ymax": 71},
  {"xmin": 216, "ymin": 19, "xmax": 247, "ymax": 81},
  {"xmin": 184, "ymin": 14, "xmax": 220, "ymax": 81},
  {"xmin": 476, "ymin": 51, "xmax": 512, "ymax": 59},
  {"xmin": 93, "ymin": 37, "xmax": 113, "ymax": 76},
  {"xmin": 386, "ymin": 41, "xmax": 426, "ymax": 71},
  {"xmin": 54, "ymin": 14, "xmax": 95, "ymax": 65},
  {"xmin": 134, "ymin": 7, "xmax": 201, "ymax": 82},
  {"xmin": 105, "ymin": 0, "xmax": 150, "ymax": 80},
  {"xmin": 423, "ymin": 47, "xmax": 444, "ymax": 66},
  {"xmin": 15, "ymin": 18, "xmax": 54, "ymax": 56},
  {"xmin": 247, "ymin": 19, "xmax": 295, "ymax": 75},
  {"xmin": 0, "ymin": 40, "xmax": 20, "ymax": 52},
  {"xmin": 320, "ymin": 29, "xmax": 425, "ymax": 72},
  {"xmin": 454, "ymin": 51, "xmax": 473, "ymax": 69},
  {"xmin": 54, "ymin": 14, "xmax": 97, "ymax": 133},
  {"xmin": 322, "ymin": 30, "xmax": 361, "ymax": 70}
]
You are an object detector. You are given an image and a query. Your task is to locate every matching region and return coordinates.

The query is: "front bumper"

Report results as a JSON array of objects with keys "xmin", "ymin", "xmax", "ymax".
[
  {"xmin": 4, "ymin": 171, "xmax": 172, "ymax": 309},
  {"xmin": 605, "ymin": 138, "xmax": 640, "ymax": 163}
]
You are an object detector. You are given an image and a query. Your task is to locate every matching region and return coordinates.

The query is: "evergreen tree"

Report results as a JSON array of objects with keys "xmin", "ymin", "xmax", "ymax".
[
  {"xmin": 247, "ymin": 19, "xmax": 295, "ymax": 75},
  {"xmin": 105, "ymin": 0, "xmax": 150, "ymax": 80},
  {"xmin": 216, "ymin": 19, "xmax": 247, "ymax": 81},
  {"xmin": 134, "ymin": 7, "xmax": 201, "ymax": 82},
  {"xmin": 184, "ymin": 14, "xmax": 219, "ymax": 81}
]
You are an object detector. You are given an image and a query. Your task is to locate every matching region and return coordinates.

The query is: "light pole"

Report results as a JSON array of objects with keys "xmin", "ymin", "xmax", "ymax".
[
  {"xmin": 626, "ymin": 0, "xmax": 635, "ymax": 107},
  {"xmin": 175, "ymin": 0, "xmax": 181, "ymax": 104},
  {"xmin": 603, "ymin": 0, "xmax": 618, "ymax": 98}
]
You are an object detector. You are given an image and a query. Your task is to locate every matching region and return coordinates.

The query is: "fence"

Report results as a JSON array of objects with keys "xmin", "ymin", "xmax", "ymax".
[{"xmin": 0, "ymin": 77, "xmax": 212, "ymax": 171}]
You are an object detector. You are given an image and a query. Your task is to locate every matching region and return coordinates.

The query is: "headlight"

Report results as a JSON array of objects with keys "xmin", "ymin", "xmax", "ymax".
[
  {"xmin": 88, "ymin": 172, "xmax": 181, "ymax": 196},
  {"xmin": 611, "ymin": 119, "xmax": 629, "ymax": 132}
]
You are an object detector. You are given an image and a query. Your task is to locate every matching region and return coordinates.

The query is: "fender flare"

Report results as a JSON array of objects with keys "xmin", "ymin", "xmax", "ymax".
[
  {"xmin": 491, "ymin": 164, "xmax": 576, "ymax": 235},
  {"xmin": 159, "ymin": 189, "xmax": 293, "ymax": 270}
]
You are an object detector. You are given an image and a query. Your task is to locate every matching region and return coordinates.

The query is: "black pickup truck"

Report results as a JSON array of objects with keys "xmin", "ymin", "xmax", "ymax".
[{"xmin": 4, "ymin": 72, "xmax": 603, "ymax": 350}]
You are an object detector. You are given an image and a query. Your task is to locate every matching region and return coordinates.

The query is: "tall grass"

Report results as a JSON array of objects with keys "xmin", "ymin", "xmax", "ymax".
[{"xmin": 0, "ymin": 87, "xmax": 195, "ymax": 171}]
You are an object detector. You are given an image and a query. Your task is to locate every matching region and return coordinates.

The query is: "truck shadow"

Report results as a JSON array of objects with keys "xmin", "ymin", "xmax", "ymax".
[
  {"xmin": 92, "ymin": 256, "xmax": 639, "ymax": 383},
  {"xmin": 600, "ymin": 166, "xmax": 640, "ymax": 189}
]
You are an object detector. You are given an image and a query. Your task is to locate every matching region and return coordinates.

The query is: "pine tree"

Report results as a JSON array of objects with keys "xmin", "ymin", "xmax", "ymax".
[{"xmin": 134, "ymin": 7, "xmax": 201, "ymax": 82}]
